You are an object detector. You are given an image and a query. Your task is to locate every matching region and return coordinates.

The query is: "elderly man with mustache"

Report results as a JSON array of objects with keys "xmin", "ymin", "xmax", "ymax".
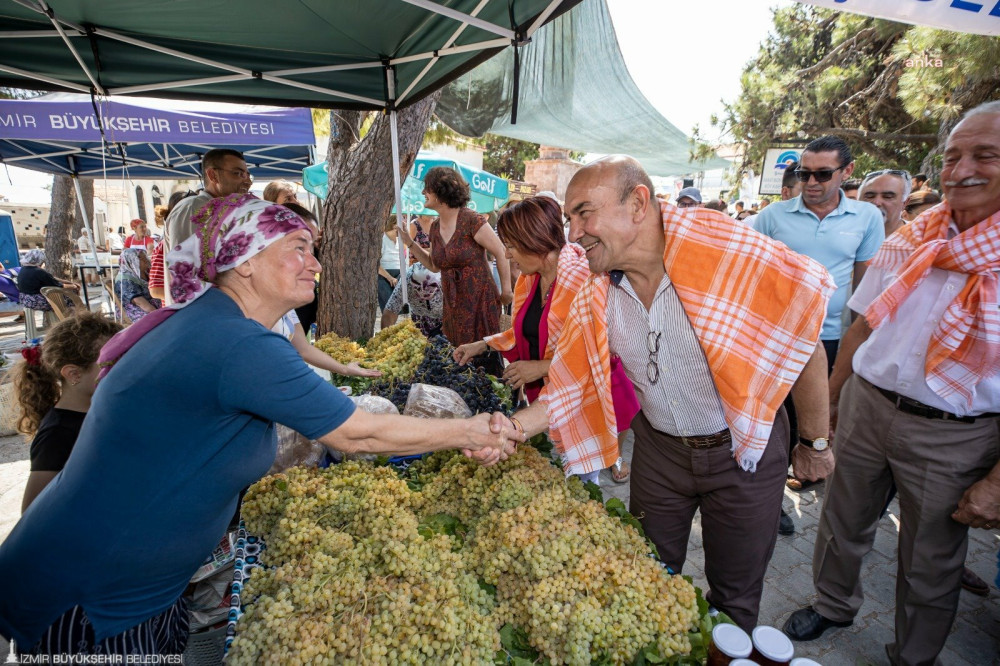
[{"xmin": 784, "ymin": 100, "xmax": 1000, "ymax": 664}]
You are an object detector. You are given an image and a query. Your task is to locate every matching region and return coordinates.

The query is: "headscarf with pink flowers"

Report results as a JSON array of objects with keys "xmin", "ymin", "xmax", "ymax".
[{"xmin": 97, "ymin": 194, "xmax": 311, "ymax": 381}]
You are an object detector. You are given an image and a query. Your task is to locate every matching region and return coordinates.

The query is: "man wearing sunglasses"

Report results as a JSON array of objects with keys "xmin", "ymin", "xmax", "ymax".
[
  {"xmin": 785, "ymin": 101, "xmax": 1000, "ymax": 663},
  {"xmin": 490, "ymin": 155, "xmax": 835, "ymax": 632},
  {"xmin": 753, "ymin": 137, "xmax": 884, "ymax": 489},
  {"xmin": 162, "ymin": 149, "xmax": 253, "ymax": 301}
]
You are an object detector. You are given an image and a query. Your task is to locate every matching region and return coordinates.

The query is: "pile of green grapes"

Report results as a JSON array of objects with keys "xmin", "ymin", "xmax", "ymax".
[
  {"xmin": 230, "ymin": 448, "xmax": 700, "ymax": 665},
  {"xmin": 317, "ymin": 320, "xmax": 427, "ymax": 385}
]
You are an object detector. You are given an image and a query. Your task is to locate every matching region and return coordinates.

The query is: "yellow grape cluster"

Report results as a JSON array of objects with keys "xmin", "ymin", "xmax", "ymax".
[
  {"xmin": 314, "ymin": 320, "xmax": 426, "ymax": 382},
  {"xmin": 413, "ymin": 448, "xmax": 699, "ymax": 665},
  {"xmin": 364, "ymin": 320, "xmax": 427, "ymax": 382},
  {"xmin": 313, "ymin": 335, "xmax": 365, "ymax": 364},
  {"xmin": 411, "ymin": 447, "xmax": 588, "ymax": 526},
  {"xmin": 470, "ymin": 488, "xmax": 698, "ymax": 664},
  {"xmin": 229, "ymin": 462, "xmax": 498, "ymax": 666},
  {"xmin": 233, "ymin": 450, "xmax": 699, "ymax": 665}
]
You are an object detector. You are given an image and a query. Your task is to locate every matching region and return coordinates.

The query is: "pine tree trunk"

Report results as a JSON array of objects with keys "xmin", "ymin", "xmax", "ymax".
[
  {"xmin": 317, "ymin": 93, "xmax": 439, "ymax": 339},
  {"xmin": 45, "ymin": 176, "xmax": 94, "ymax": 280}
]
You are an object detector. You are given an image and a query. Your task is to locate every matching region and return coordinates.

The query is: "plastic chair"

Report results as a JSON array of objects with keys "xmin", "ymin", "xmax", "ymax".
[
  {"xmin": 102, "ymin": 278, "xmax": 132, "ymax": 325},
  {"xmin": 22, "ymin": 307, "xmax": 37, "ymax": 339},
  {"xmin": 40, "ymin": 286, "xmax": 84, "ymax": 322}
]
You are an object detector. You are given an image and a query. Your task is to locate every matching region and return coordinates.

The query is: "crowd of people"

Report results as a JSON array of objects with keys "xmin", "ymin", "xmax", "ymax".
[
  {"xmin": 477, "ymin": 100, "xmax": 999, "ymax": 662},
  {"xmin": 0, "ymin": 99, "xmax": 997, "ymax": 664}
]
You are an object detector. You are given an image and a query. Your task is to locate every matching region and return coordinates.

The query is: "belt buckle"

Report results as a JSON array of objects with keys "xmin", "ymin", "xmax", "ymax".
[{"xmin": 682, "ymin": 434, "xmax": 717, "ymax": 449}]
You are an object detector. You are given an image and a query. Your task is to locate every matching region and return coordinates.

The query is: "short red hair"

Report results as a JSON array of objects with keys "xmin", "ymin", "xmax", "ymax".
[{"xmin": 496, "ymin": 196, "xmax": 565, "ymax": 257}]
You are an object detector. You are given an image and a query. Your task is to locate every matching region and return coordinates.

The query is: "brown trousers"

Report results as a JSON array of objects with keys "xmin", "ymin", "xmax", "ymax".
[
  {"xmin": 630, "ymin": 408, "xmax": 790, "ymax": 631},
  {"xmin": 813, "ymin": 375, "xmax": 1000, "ymax": 666}
]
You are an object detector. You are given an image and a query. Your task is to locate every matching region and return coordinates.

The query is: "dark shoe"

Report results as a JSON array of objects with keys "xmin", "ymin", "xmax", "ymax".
[
  {"xmin": 783, "ymin": 606, "xmax": 852, "ymax": 641},
  {"xmin": 961, "ymin": 567, "xmax": 989, "ymax": 597},
  {"xmin": 778, "ymin": 508, "xmax": 796, "ymax": 536}
]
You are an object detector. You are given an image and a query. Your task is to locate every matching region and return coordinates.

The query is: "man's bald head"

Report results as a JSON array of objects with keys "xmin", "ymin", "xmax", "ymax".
[{"xmin": 572, "ymin": 155, "xmax": 655, "ymax": 204}]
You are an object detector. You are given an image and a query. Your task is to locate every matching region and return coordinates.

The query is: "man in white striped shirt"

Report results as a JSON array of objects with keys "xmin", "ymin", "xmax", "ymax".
[
  {"xmin": 503, "ymin": 156, "xmax": 832, "ymax": 631},
  {"xmin": 784, "ymin": 101, "xmax": 1000, "ymax": 663}
]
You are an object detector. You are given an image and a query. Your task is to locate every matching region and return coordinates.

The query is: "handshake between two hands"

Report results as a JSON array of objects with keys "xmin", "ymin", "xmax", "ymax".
[{"xmin": 461, "ymin": 412, "xmax": 524, "ymax": 466}]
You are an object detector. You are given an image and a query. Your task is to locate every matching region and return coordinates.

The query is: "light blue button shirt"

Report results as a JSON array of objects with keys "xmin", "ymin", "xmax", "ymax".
[{"xmin": 753, "ymin": 192, "xmax": 884, "ymax": 340}]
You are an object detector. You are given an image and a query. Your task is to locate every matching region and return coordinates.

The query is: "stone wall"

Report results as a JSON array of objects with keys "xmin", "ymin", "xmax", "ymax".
[{"xmin": 523, "ymin": 146, "xmax": 582, "ymax": 201}]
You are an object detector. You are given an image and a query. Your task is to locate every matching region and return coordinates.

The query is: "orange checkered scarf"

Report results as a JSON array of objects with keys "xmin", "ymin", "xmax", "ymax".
[
  {"xmin": 864, "ymin": 202, "xmax": 1000, "ymax": 409},
  {"xmin": 485, "ymin": 243, "xmax": 590, "ymax": 359},
  {"xmin": 541, "ymin": 201, "xmax": 834, "ymax": 474}
]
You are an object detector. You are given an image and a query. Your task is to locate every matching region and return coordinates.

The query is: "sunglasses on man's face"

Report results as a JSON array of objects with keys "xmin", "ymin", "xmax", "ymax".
[{"xmin": 794, "ymin": 165, "xmax": 846, "ymax": 183}]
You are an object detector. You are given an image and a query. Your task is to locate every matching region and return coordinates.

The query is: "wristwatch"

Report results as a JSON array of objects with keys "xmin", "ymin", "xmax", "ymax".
[{"xmin": 799, "ymin": 435, "xmax": 829, "ymax": 452}]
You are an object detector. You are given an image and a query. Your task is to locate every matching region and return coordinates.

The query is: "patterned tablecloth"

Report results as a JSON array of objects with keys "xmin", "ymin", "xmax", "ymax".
[{"xmin": 225, "ymin": 523, "xmax": 265, "ymax": 654}]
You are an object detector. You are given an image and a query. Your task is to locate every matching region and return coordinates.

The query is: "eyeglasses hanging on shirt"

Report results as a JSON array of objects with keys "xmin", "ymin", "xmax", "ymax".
[{"xmin": 647, "ymin": 330, "xmax": 662, "ymax": 385}]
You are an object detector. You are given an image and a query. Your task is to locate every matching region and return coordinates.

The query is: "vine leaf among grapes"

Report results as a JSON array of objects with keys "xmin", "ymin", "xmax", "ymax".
[
  {"xmin": 417, "ymin": 512, "xmax": 467, "ymax": 546},
  {"xmin": 498, "ymin": 624, "xmax": 540, "ymax": 661}
]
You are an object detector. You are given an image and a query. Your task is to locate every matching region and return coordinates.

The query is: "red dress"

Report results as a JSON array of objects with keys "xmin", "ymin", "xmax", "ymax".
[{"xmin": 429, "ymin": 208, "xmax": 500, "ymax": 346}]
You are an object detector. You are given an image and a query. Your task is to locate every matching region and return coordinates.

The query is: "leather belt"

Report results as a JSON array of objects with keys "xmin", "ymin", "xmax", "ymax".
[
  {"xmin": 676, "ymin": 429, "xmax": 732, "ymax": 450},
  {"xmin": 863, "ymin": 378, "xmax": 1000, "ymax": 424}
]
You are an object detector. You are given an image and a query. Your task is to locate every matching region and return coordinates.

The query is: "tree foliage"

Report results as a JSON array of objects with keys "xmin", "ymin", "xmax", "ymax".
[
  {"xmin": 709, "ymin": 6, "xmax": 1000, "ymax": 185},
  {"xmin": 481, "ymin": 135, "xmax": 538, "ymax": 180},
  {"xmin": 423, "ymin": 117, "xmax": 548, "ymax": 181}
]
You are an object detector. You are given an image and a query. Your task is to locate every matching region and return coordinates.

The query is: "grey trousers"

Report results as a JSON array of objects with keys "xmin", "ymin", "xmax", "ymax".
[
  {"xmin": 630, "ymin": 408, "xmax": 789, "ymax": 632},
  {"xmin": 813, "ymin": 375, "xmax": 1000, "ymax": 666}
]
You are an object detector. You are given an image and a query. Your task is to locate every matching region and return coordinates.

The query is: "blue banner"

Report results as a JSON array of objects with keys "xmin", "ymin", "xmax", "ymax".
[{"xmin": 0, "ymin": 99, "xmax": 315, "ymax": 145}]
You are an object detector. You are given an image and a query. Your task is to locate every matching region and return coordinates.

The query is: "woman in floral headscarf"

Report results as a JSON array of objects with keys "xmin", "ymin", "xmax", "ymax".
[
  {"xmin": 0, "ymin": 194, "xmax": 521, "ymax": 661},
  {"xmin": 112, "ymin": 248, "xmax": 161, "ymax": 322}
]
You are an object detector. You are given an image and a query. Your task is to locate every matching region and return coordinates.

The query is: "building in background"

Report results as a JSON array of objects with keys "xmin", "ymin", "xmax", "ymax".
[{"xmin": 523, "ymin": 146, "xmax": 582, "ymax": 201}]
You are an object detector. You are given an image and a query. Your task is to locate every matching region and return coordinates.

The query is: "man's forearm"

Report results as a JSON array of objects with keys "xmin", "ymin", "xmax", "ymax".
[
  {"xmin": 791, "ymin": 342, "xmax": 830, "ymax": 439},
  {"xmin": 830, "ymin": 316, "xmax": 873, "ymax": 399},
  {"xmin": 513, "ymin": 400, "xmax": 550, "ymax": 438}
]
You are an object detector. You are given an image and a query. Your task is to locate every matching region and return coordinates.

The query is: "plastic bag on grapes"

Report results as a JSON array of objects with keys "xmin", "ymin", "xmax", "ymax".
[
  {"xmin": 339, "ymin": 395, "xmax": 401, "ymax": 461},
  {"xmin": 350, "ymin": 394, "xmax": 399, "ymax": 415},
  {"xmin": 267, "ymin": 424, "xmax": 326, "ymax": 474},
  {"xmin": 403, "ymin": 383, "xmax": 473, "ymax": 419}
]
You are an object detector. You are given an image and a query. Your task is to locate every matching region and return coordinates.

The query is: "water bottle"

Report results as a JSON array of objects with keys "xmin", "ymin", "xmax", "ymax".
[{"xmin": 309, "ymin": 323, "xmax": 318, "ymax": 344}]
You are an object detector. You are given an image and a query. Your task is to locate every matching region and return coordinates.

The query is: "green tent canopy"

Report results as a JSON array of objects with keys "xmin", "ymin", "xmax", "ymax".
[
  {"xmin": 434, "ymin": 0, "xmax": 730, "ymax": 176},
  {"xmin": 0, "ymin": 0, "xmax": 579, "ymax": 307},
  {"xmin": 0, "ymin": 0, "xmax": 580, "ymax": 110}
]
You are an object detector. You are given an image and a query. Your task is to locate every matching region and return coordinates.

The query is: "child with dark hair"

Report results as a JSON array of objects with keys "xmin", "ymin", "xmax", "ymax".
[{"xmin": 13, "ymin": 312, "xmax": 123, "ymax": 511}]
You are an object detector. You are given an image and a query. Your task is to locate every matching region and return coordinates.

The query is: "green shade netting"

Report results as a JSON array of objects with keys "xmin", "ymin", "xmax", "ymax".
[{"xmin": 434, "ymin": 0, "xmax": 731, "ymax": 176}]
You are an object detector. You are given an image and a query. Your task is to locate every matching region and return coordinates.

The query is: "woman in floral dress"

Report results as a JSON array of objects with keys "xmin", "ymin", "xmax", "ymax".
[{"xmin": 400, "ymin": 167, "xmax": 512, "ymax": 350}]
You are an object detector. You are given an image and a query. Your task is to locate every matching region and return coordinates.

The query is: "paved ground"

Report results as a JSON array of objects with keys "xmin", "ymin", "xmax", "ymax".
[
  {"xmin": 600, "ymin": 431, "xmax": 1000, "ymax": 665},
  {"xmin": 0, "ymin": 305, "xmax": 997, "ymax": 662}
]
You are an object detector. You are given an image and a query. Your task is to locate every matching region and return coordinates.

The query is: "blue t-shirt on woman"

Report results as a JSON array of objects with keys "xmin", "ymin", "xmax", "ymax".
[{"xmin": 0, "ymin": 288, "xmax": 354, "ymax": 648}]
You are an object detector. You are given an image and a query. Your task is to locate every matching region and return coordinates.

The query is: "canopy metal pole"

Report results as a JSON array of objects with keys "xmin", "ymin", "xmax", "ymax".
[
  {"xmin": 69, "ymin": 169, "xmax": 106, "ymax": 311},
  {"xmin": 386, "ymin": 66, "xmax": 409, "ymax": 308}
]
